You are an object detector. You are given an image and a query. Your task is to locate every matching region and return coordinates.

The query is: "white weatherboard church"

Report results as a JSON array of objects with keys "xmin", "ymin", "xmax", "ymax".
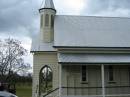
[{"xmin": 31, "ymin": 0, "xmax": 130, "ymax": 97}]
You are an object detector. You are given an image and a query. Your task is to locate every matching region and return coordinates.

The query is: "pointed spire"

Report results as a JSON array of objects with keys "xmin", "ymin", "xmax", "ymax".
[
  {"xmin": 39, "ymin": 0, "xmax": 56, "ymax": 12},
  {"xmin": 44, "ymin": 0, "xmax": 55, "ymax": 9}
]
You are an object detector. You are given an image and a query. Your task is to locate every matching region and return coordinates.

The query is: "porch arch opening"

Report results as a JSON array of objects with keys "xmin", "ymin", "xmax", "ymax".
[{"xmin": 39, "ymin": 65, "xmax": 53, "ymax": 94}]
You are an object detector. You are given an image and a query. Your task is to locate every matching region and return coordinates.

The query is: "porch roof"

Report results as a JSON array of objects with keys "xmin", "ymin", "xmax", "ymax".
[{"xmin": 58, "ymin": 53, "xmax": 130, "ymax": 64}]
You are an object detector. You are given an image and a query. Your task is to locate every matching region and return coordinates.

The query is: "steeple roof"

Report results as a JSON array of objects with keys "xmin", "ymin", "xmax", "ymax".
[{"xmin": 44, "ymin": 0, "xmax": 55, "ymax": 9}]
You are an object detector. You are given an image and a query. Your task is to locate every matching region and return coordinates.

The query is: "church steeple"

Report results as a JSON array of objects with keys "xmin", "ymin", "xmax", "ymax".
[{"xmin": 39, "ymin": 0, "xmax": 56, "ymax": 43}]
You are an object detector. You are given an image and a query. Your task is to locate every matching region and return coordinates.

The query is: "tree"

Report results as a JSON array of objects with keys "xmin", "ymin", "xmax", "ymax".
[{"xmin": 0, "ymin": 38, "xmax": 31, "ymax": 83}]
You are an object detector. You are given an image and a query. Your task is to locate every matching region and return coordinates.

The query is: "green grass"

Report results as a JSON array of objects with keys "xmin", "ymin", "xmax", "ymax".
[{"xmin": 16, "ymin": 84, "xmax": 32, "ymax": 97}]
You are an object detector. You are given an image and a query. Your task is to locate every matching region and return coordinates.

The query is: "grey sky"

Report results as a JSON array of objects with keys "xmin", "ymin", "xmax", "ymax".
[
  {"xmin": 0, "ymin": 0, "xmax": 39, "ymax": 37},
  {"xmin": 83, "ymin": 0, "xmax": 130, "ymax": 16},
  {"xmin": 0, "ymin": 0, "xmax": 130, "ymax": 68},
  {"xmin": 0, "ymin": 0, "xmax": 130, "ymax": 37}
]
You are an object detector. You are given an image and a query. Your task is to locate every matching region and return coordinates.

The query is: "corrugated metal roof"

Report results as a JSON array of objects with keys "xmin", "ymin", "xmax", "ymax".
[
  {"xmin": 58, "ymin": 53, "xmax": 130, "ymax": 63},
  {"xmin": 31, "ymin": 15, "xmax": 130, "ymax": 52},
  {"xmin": 31, "ymin": 39, "xmax": 56, "ymax": 52},
  {"xmin": 54, "ymin": 15, "xmax": 130, "ymax": 47}
]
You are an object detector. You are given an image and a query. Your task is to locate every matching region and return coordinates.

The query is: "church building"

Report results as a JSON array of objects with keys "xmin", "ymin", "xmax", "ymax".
[{"xmin": 31, "ymin": 0, "xmax": 130, "ymax": 97}]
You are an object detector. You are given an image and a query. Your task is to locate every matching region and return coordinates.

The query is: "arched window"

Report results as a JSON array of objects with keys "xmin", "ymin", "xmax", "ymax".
[
  {"xmin": 45, "ymin": 14, "xmax": 49, "ymax": 26},
  {"xmin": 40, "ymin": 14, "xmax": 43, "ymax": 27},
  {"xmin": 39, "ymin": 65, "xmax": 52, "ymax": 94},
  {"xmin": 51, "ymin": 15, "xmax": 54, "ymax": 28}
]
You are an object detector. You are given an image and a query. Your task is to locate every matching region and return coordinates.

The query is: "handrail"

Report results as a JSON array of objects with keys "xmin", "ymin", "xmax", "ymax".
[
  {"xmin": 43, "ymin": 88, "xmax": 59, "ymax": 97},
  {"xmin": 42, "ymin": 86, "xmax": 130, "ymax": 97},
  {"xmin": 62, "ymin": 86, "xmax": 130, "ymax": 96},
  {"xmin": 62, "ymin": 85, "xmax": 130, "ymax": 89}
]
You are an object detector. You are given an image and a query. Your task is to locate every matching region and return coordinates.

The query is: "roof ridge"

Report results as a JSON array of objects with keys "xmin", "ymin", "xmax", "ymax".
[{"xmin": 56, "ymin": 15, "xmax": 130, "ymax": 19}]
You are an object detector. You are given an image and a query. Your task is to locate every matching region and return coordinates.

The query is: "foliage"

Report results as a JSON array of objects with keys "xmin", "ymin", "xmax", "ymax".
[
  {"xmin": 14, "ymin": 73, "xmax": 32, "ymax": 83},
  {"xmin": 0, "ymin": 38, "xmax": 31, "ymax": 83}
]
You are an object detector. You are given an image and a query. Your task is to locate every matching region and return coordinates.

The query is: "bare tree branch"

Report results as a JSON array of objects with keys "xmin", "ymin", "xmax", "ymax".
[{"xmin": 0, "ymin": 38, "xmax": 31, "ymax": 83}]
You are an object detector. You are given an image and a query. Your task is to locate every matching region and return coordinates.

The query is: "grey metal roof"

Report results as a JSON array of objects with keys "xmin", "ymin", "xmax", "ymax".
[
  {"xmin": 31, "ymin": 15, "xmax": 130, "ymax": 52},
  {"xmin": 58, "ymin": 53, "xmax": 130, "ymax": 63},
  {"xmin": 44, "ymin": 0, "xmax": 55, "ymax": 9},
  {"xmin": 54, "ymin": 15, "xmax": 130, "ymax": 47},
  {"xmin": 31, "ymin": 39, "xmax": 56, "ymax": 52}
]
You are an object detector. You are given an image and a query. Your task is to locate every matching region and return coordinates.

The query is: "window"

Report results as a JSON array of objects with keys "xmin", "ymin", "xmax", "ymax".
[
  {"xmin": 40, "ymin": 14, "xmax": 43, "ymax": 27},
  {"xmin": 45, "ymin": 14, "xmax": 49, "ymax": 26},
  {"xmin": 39, "ymin": 65, "xmax": 52, "ymax": 94},
  {"xmin": 51, "ymin": 15, "xmax": 54, "ymax": 28},
  {"xmin": 129, "ymin": 67, "xmax": 130, "ymax": 85},
  {"xmin": 81, "ymin": 65, "xmax": 87, "ymax": 82},
  {"xmin": 108, "ymin": 66, "xmax": 114, "ymax": 81}
]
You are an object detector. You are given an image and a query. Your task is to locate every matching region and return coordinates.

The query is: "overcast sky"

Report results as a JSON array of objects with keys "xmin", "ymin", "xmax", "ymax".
[{"xmin": 0, "ymin": 0, "xmax": 130, "ymax": 71}]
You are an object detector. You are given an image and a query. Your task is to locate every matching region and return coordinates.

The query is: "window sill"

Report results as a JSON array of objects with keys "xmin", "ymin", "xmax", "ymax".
[
  {"xmin": 108, "ymin": 81, "xmax": 116, "ymax": 84},
  {"xmin": 81, "ymin": 81, "xmax": 88, "ymax": 84}
]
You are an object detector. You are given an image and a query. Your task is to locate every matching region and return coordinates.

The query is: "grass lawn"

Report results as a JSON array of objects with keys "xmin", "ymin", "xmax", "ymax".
[{"xmin": 16, "ymin": 84, "xmax": 32, "ymax": 97}]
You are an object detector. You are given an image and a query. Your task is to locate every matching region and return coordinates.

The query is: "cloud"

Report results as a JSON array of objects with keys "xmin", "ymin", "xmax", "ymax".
[
  {"xmin": 93, "ymin": 8, "xmax": 130, "ymax": 17},
  {"xmin": 0, "ymin": 0, "xmax": 41, "ymax": 67},
  {"xmin": 0, "ymin": 0, "xmax": 130, "ymax": 69},
  {"xmin": 0, "ymin": 0, "xmax": 130, "ymax": 38},
  {"xmin": 54, "ymin": 0, "xmax": 86, "ymax": 15},
  {"xmin": 82, "ymin": 0, "xmax": 130, "ymax": 17},
  {"xmin": 0, "ymin": 0, "xmax": 40, "ymax": 38}
]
